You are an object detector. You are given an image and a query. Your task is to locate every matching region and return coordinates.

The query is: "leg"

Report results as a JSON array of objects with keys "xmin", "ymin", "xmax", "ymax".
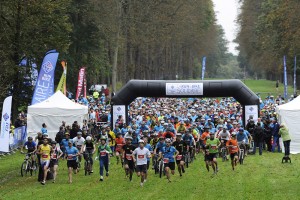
[
  {"xmin": 276, "ymin": 138, "xmax": 281, "ymax": 152},
  {"xmin": 253, "ymin": 142, "xmax": 257, "ymax": 154},
  {"xmin": 165, "ymin": 167, "xmax": 171, "ymax": 181},
  {"xmin": 259, "ymin": 142, "xmax": 263, "ymax": 155},
  {"xmin": 286, "ymin": 140, "xmax": 291, "ymax": 156},
  {"xmin": 99, "ymin": 159, "xmax": 104, "ymax": 176},
  {"xmin": 104, "ymin": 158, "xmax": 109, "ymax": 176},
  {"xmin": 213, "ymin": 157, "xmax": 218, "ymax": 173},
  {"xmin": 205, "ymin": 161, "xmax": 209, "ymax": 172},
  {"xmin": 68, "ymin": 167, "xmax": 73, "ymax": 183}
]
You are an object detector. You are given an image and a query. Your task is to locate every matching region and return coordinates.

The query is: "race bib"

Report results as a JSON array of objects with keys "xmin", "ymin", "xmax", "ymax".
[
  {"xmin": 163, "ymin": 158, "xmax": 169, "ymax": 163},
  {"xmin": 67, "ymin": 154, "xmax": 73, "ymax": 160},
  {"xmin": 176, "ymin": 155, "xmax": 182, "ymax": 161},
  {"xmin": 138, "ymin": 155, "xmax": 144, "ymax": 159},
  {"xmin": 126, "ymin": 154, "xmax": 132, "ymax": 160},
  {"xmin": 211, "ymin": 145, "xmax": 217, "ymax": 150},
  {"xmin": 52, "ymin": 154, "xmax": 57, "ymax": 159},
  {"xmin": 42, "ymin": 154, "xmax": 48, "ymax": 159},
  {"xmin": 100, "ymin": 151, "xmax": 107, "ymax": 156}
]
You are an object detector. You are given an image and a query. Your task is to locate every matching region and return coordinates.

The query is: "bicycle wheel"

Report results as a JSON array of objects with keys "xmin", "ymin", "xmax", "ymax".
[
  {"xmin": 159, "ymin": 161, "xmax": 163, "ymax": 178},
  {"xmin": 21, "ymin": 162, "xmax": 27, "ymax": 177},
  {"xmin": 32, "ymin": 162, "xmax": 38, "ymax": 176},
  {"xmin": 84, "ymin": 161, "xmax": 88, "ymax": 176},
  {"xmin": 185, "ymin": 154, "xmax": 189, "ymax": 168},
  {"xmin": 222, "ymin": 150, "xmax": 226, "ymax": 162}
]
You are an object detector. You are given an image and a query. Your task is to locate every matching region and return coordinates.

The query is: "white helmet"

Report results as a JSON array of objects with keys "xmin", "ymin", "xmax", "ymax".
[
  {"xmin": 138, "ymin": 139, "xmax": 145, "ymax": 144},
  {"xmin": 86, "ymin": 136, "xmax": 92, "ymax": 141}
]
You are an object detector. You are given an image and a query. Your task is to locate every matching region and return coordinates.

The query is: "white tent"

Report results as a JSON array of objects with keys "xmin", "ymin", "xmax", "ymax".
[
  {"xmin": 276, "ymin": 96, "xmax": 300, "ymax": 154},
  {"xmin": 27, "ymin": 91, "xmax": 88, "ymax": 139}
]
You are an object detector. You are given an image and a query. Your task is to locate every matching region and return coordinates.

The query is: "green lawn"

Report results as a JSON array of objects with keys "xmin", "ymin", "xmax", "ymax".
[
  {"xmin": 243, "ymin": 79, "xmax": 296, "ymax": 100},
  {"xmin": 1, "ymin": 151, "xmax": 299, "ymax": 200}
]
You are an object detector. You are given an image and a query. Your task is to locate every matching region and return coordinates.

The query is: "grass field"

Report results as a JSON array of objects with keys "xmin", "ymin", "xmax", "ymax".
[
  {"xmin": 242, "ymin": 79, "xmax": 296, "ymax": 100},
  {"xmin": 1, "ymin": 151, "xmax": 299, "ymax": 200}
]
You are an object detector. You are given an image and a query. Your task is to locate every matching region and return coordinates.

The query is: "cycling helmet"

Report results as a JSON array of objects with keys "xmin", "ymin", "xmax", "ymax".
[
  {"xmin": 128, "ymin": 128, "xmax": 133, "ymax": 133},
  {"xmin": 204, "ymin": 126, "xmax": 210, "ymax": 129},
  {"xmin": 65, "ymin": 132, "xmax": 70, "ymax": 135},
  {"xmin": 77, "ymin": 132, "xmax": 82, "ymax": 135},
  {"xmin": 239, "ymin": 128, "xmax": 244, "ymax": 132},
  {"xmin": 141, "ymin": 121, "xmax": 145, "ymax": 125},
  {"xmin": 209, "ymin": 132, "xmax": 215, "ymax": 135},
  {"xmin": 125, "ymin": 136, "xmax": 133, "ymax": 140},
  {"xmin": 165, "ymin": 138, "xmax": 171, "ymax": 143},
  {"xmin": 159, "ymin": 136, "xmax": 165, "ymax": 139},
  {"xmin": 100, "ymin": 136, "xmax": 106, "ymax": 141},
  {"xmin": 28, "ymin": 136, "xmax": 33, "ymax": 140},
  {"xmin": 51, "ymin": 141, "xmax": 57, "ymax": 145},
  {"xmin": 223, "ymin": 125, "xmax": 227, "ymax": 129},
  {"xmin": 86, "ymin": 136, "xmax": 92, "ymax": 141},
  {"xmin": 231, "ymin": 132, "xmax": 237, "ymax": 136},
  {"xmin": 138, "ymin": 139, "xmax": 145, "ymax": 144},
  {"xmin": 176, "ymin": 133, "xmax": 182, "ymax": 137}
]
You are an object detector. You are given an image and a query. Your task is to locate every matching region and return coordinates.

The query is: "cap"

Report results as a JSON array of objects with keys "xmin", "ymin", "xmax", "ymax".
[{"xmin": 138, "ymin": 139, "xmax": 145, "ymax": 143}]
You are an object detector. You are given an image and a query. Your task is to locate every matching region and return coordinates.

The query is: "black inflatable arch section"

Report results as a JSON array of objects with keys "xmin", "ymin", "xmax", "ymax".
[
  {"xmin": 111, "ymin": 79, "xmax": 259, "ymax": 125},
  {"xmin": 112, "ymin": 79, "xmax": 259, "ymax": 105}
]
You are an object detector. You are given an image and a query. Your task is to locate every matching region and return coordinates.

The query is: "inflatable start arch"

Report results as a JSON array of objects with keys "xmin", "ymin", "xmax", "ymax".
[{"xmin": 111, "ymin": 79, "xmax": 260, "ymax": 126}]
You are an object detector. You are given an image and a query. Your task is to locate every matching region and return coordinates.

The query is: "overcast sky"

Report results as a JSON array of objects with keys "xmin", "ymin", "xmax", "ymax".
[{"xmin": 212, "ymin": 0, "xmax": 239, "ymax": 55}]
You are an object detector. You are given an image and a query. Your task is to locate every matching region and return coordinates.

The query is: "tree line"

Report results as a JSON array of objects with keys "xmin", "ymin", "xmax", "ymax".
[
  {"xmin": 0, "ymin": 0, "xmax": 229, "ymax": 116},
  {"xmin": 236, "ymin": 0, "xmax": 300, "ymax": 83}
]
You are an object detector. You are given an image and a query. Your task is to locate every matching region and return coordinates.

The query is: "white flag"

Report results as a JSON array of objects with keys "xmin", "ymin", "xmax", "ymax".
[{"xmin": 0, "ymin": 96, "xmax": 12, "ymax": 152}]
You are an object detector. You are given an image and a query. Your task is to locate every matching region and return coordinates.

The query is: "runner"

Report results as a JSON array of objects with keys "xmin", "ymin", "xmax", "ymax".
[
  {"xmin": 159, "ymin": 138, "xmax": 178, "ymax": 182},
  {"xmin": 37, "ymin": 138, "xmax": 52, "ymax": 185},
  {"xmin": 65, "ymin": 140, "xmax": 79, "ymax": 183},
  {"xmin": 205, "ymin": 132, "xmax": 221, "ymax": 175},
  {"xmin": 83, "ymin": 136, "xmax": 95, "ymax": 173},
  {"xmin": 122, "ymin": 136, "xmax": 135, "ymax": 181},
  {"xmin": 226, "ymin": 132, "xmax": 239, "ymax": 170},
  {"xmin": 115, "ymin": 133, "xmax": 125, "ymax": 165},
  {"xmin": 49, "ymin": 141, "xmax": 63, "ymax": 183},
  {"xmin": 73, "ymin": 132, "xmax": 86, "ymax": 166},
  {"xmin": 60, "ymin": 132, "xmax": 72, "ymax": 158},
  {"xmin": 97, "ymin": 136, "xmax": 112, "ymax": 181},
  {"xmin": 172, "ymin": 133, "xmax": 186, "ymax": 176},
  {"xmin": 132, "ymin": 140, "xmax": 151, "ymax": 187}
]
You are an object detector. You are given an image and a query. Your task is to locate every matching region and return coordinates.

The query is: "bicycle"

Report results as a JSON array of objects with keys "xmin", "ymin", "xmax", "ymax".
[
  {"xmin": 76, "ymin": 155, "xmax": 81, "ymax": 171},
  {"xmin": 153, "ymin": 154, "xmax": 159, "ymax": 174},
  {"xmin": 185, "ymin": 151, "xmax": 191, "ymax": 168},
  {"xmin": 221, "ymin": 147, "xmax": 227, "ymax": 162},
  {"xmin": 238, "ymin": 141, "xmax": 246, "ymax": 165},
  {"xmin": 21, "ymin": 152, "xmax": 38, "ymax": 177},
  {"xmin": 158, "ymin": 158, "xmax": 165, "ymax": 178},
  {"xmin": 83, "ymin": 153, "xmax": 93, "ymax": 176}
]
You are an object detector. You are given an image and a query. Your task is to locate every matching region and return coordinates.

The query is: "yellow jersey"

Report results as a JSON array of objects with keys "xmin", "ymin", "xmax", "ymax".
[{"xmin": 40, "ymin": 144, "xmax": 51, "ymax": 161}]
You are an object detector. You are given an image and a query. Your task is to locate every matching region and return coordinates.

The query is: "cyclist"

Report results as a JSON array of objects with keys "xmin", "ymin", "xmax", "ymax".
[
  {"xmin": 65, "ymin": 140, "xmax": 79, "ymax": 184},
  {"xmin": 60, "ymin": 132, "xmax": 72, "ymax": 157},
  {"xmin": 132, "ymin": 140, "xmax": 151, "ymax": 187},
  {"xmin": 162, "ymin": 128, "xmax": 175, "ymax": 141},
  {"xmin": 73, "ymin": 132, "xmax": 85, "ymax": 165},
  {"xmin": 49, "ymin": 141, "xmax": 63, "ymax": 183},
  {"xmin": 97, "ymin": 136, "xmax": 112, "ymax": 181},
  {"xmin": 205, "ymin": 132, "xmax": 221, "ymax": 175},
  {"xmin": 83, "ymin": 136, "xmax": 95, "ymax": 173},
  {"xmin": 237, "ymin": 128, "xmax": 248, "ymax": 155},
  {"xmin": 37, "ymin": 138, "xmax": 52, "ymax": 185},
  {"xmin": 150, "ymin": 132, "xmax": 159, "ymax": 149},
  {"xmin": 154, "ymin": 136, "xmax": 166, "ymax": 155},
  {"xmin": 159, "ymin": 138, "xmax": 178, "ymax": 182},
  {"xmin": 21, "ymin": 136, "xmax": 37, "ymax": 169},
  {"xmin": 115, "ymin": 133, "xmax": 125, "ymax": 165},
  {"xmin": 200, "ymin": 126, "xmax": 210, "ymax": 150},
  {"xmin": 177, "ymin": 121, "xmax": 186, "ymax": 133},
  {"xmin": 218, "ymin": 125, "xmax": 231, "ymax": 159},
  {"xmin": 122, "ymin": 136, "xmax": 135, "ymax": 181},
  {"xmin": 172, "ymin": 133, "xmax": 187, "ymax": 176},
  {"xmin": 226, "ymin": 132, "xmax": 239, "ymax": 170}
]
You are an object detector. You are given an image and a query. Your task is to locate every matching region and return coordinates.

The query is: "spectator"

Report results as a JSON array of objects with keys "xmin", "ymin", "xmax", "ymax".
[
  {"xmin": 279, "ymin": 124, "xmax": 291, "ymax": 158},
  {"xmin": 252, "ymin": 123, "xmax": 264, "ymax": 155}
]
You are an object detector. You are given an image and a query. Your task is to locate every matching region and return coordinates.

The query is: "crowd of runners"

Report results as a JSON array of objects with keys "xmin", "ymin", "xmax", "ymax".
[{"xmin": 21, "ymin": 94, "xmax": 292, "ymax": 186}]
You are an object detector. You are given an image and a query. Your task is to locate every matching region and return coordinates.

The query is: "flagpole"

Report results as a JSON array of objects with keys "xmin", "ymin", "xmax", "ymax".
[{"xmin": 294, "ymin": 56, "xmax": 297, "ymax": 96}]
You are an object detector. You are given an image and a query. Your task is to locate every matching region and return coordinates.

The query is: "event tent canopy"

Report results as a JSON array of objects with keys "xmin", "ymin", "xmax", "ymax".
[
  {"xmin": 276, "ymin": 96, "xmax": 300, "ymax": 154},
  {"xmin": 27, "ymin": 91, "xmax": 88, "ymax": 139}
]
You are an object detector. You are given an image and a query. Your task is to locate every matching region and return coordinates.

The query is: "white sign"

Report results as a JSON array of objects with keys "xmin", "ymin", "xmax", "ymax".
[
  {"xmin": 0, "ymin": 96, "xmax": 12, "ymax": 152},
  {"xmin": 166, "ymin": 83, "xmax": 203, "ymax": 96},
  {"xmin": 245, "ymin": 105, "xmax": 258, "ymax": 123},
  {"xmin": 113, "ymin": 105, "xmax": 126, "ymax": 126}
]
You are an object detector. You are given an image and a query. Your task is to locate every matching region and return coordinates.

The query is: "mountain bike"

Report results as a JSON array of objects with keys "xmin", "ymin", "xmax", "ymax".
[
  {"xmin": 84, "ymin": 153, "xmax": 93, "ymax": 176},
  {"xmin": 21, "ymin": 152, "xmax": 38, "ymax": 177}
]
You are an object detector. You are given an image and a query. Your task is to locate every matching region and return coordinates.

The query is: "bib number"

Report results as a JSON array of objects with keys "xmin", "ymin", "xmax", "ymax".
[
  {"xmin": 42, "ymin": 154, "xmax": 48, "ymax": 159},
  {"xmin": 126, "ymin": 154, "xmax": 132, "ymax": 160},
  {"xmin": 211, "ymin": 146, "xmax": 217, "ymax": 150},
  {"xmin": 138, "ymin": 155, "xmax": 144, "ymax": 159},
  {"xmin": 176, "ymin": 155, "xmax": 182, "ymax": 161},
  {"xmin": 67, "ymin": 154, "xmax": 73, "ymax": 160},
  {"xmin": 100, "ymin": 151, "xmax": 107, "ymax": 157},
  {"xmin": 163, "ymin": 158, "xmax": 169, "ymax": 163}
]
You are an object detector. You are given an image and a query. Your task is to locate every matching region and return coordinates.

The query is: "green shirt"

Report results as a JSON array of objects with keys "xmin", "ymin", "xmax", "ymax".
[
  {"xmin": 279, "ymin": 127, "xmax": 291, "ymax": 141},
  {"xmin": 206, "ymin": 138, "xmax": 220, "ymax": 153},
  {"xmin": 97, "ymin": 144, "xmax": 112, "ymax": 158}
]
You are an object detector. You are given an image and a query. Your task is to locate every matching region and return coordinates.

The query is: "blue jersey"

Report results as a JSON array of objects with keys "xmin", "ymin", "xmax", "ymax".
[
  {"xmin": 65, "ymin": 146, "xmax": 78, "ymax": 160},
  {"xmin": 182, "ymin": 134, "xmax": 193, "ymax": 146},
  {"xmin": 160, "ymin": 146, "xmax": 177, "ymax": 162},
  {"xmin": 155, "ymin": 142, "xmax": 166, "ymax": 153},
  {"xmin": 61, "ymin": 139, "xmax": 72, "ymax": 149},
  {"xmin": 236, "ymin": 132, "xmax": 248, "ymax": 143},
  {"xmin": 41, "ymin": 128, "xmax": 47, "ymax": 134},
  {"xmin": 144, "ymin": 144, "xmax": 153, "ymax": 161},
  {"xmin": 24, "ymin": 141, "xmax": 36, "ymax": 152}
]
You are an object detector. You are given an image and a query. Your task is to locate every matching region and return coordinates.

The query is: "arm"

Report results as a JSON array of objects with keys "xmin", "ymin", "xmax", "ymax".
[{"xmin": 58, "ymin": 149, "xmax": 63, "ymax": 159}]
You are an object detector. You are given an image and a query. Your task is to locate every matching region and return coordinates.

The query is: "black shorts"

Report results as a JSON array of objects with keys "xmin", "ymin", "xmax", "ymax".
[
  {"xmin": 124, "ymin": 159, "xmax": 135, "ymax": 170},
  {"xmin": 230, "ymin": 152, "xmax": 238, "ymax": 160},
  {"xmin": 136, "ymin": 164, "xmax": 147, "ymax": 173},
  {"xmin": 176, "ymin": 155, "xmax": 185, "ymax": 165},
  {"xmin": 49, "ymin": 159, "xmax": 59, "ymax": 168},
  {"xmin": 164, "ymin": 162, "xmax": 175, "ymax": 170},
  {"xmin": 208, "ymin": 153, "xmax": 217, "ymax": 161},
  {"xmin": 204, "ymin": 153, "xmax": 210, "ymax": 161},
  {"xmin": 67, "ymin": 160, "xmax": 78, "ymax": 169}
]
